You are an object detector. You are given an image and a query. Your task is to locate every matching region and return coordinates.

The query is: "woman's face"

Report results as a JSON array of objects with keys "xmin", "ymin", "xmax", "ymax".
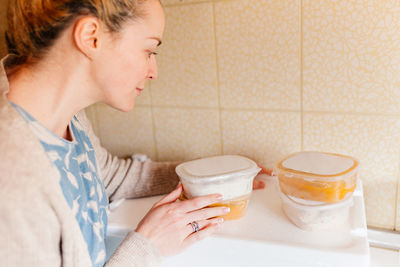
[{"xmin": 93, "ymin": 0, "xmax": 165, "ymax": 111}]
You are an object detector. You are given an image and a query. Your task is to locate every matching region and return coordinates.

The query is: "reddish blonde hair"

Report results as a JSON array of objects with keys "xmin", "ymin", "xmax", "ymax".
[{"xmin": 6, "ymin": 0, "xmax": 155, "ymax": 65}]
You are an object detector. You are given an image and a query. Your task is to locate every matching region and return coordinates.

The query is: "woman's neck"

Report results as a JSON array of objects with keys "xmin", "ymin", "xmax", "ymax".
[{"xmin": 6, "ymin": 57, "xmax": 98, "ymax": 141}]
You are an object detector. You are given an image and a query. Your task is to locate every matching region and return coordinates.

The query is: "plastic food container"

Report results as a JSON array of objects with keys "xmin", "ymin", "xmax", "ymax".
[
  {"xmin": 275, "ymin": 151, "xmax": 359, "ymax": 203},
  {"xmin": 280, "ymin": 191, "xmax": 354, "ymax": 231},
  {"xmin": 176, "ymin": 155, "xmax": 261, "ymax": 220}
]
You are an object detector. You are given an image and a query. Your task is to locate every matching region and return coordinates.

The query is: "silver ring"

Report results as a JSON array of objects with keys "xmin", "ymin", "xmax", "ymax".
[{"xmin": 190, "ymin": 221, "xmax": 200, "ymax": 233}]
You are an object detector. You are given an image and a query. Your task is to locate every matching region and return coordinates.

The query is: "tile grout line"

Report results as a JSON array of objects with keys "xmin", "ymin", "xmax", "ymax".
[
  {"xmin": 136, "ymin": 104, "xmax": 400, "ymax": 117},
  {"xmin": 212, "ymin": 1, "xmax": 224, "ymax": 156},
  {"xmin": 148, "ymin": 82, "xmax": 160, "ymax": 161},
  {"xmin": 300, "ymin": 0, "xmax": 304, "ymax": 151},
  {"xmin": 303, "ymin": 110, "xmax": 400, "ymax": 117},
  {"xmin": 137, "ymin": 104, "xmax": 300, "ymax": 113}
]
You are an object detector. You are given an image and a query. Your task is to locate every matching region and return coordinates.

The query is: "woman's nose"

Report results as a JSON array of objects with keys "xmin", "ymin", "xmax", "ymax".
[{"xmin": 148, "ymin": 57, "xmax": 158, "ymax": 80}]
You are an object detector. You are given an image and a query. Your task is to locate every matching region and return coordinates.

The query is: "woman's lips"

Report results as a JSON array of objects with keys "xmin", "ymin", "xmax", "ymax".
[{"xmin": 136, "ymin": 88, "xmax": 143, "ymax": 95}]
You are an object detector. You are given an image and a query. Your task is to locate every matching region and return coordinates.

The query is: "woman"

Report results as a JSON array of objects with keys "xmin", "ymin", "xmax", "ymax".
[{"xmin": 0, "ymin": 0, "xmax": 267, "ymax": 266}]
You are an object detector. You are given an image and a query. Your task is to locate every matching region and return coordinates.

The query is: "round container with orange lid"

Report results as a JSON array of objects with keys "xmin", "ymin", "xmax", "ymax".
[
  {"xmin": 275, "ymin": 151, "xmax": 359, "ymax": 203},
  {"xmin": 176, "ymin": 155, "xmax": 261, "ymax": 220}
]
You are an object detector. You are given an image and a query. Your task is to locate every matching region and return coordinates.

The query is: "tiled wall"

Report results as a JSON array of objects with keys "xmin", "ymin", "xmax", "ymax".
[
  {"xmin": 0, "ymin": 0, "xmax": 399, "ymax": 231},
  {"xmin": 87, "ymin": 0, "xmax": 400, "ymax": 231}
]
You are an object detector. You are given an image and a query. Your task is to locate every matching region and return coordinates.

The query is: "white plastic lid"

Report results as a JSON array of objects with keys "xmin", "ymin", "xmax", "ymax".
[
  {"xmin": 176, "ymin": 155, "xmax": 260, "ymax": 183},
  {"xmin": 280, "ymin": 151, "xmax": 358, "ymax": 176}
]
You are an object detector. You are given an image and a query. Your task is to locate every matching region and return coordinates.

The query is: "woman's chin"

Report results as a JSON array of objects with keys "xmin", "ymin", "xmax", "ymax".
[{"xmin": 108, "ymin": 100, "xmax": 135, "ymax": 112}]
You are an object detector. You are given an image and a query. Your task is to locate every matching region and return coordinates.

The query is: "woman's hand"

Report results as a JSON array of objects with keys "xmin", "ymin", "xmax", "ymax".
[
  {"xmin": 135, "ymin": 184, "xmax": 229, "ymax": 256},
  {"xmin": 252, "ymin": 166, "xmax": 273, "ymax": 190}
]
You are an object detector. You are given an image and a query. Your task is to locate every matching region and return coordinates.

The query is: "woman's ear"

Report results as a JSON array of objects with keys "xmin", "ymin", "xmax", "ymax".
[{"xmin": 73, "ymin": 17, "xmax": 102, "ymax": 59}]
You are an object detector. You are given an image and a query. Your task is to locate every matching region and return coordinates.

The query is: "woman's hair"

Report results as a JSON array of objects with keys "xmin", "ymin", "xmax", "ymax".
[{"xmin": 5, "ymin": 0, "xmax": 154, "ymax": 66}]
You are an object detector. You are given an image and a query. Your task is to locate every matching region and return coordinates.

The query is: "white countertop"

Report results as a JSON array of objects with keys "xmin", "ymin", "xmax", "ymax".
[
  {"xmin": 370, "ymin": 247, "xmax": 399, "ymax": 267},
  {"xmin": 106, "ymin": 175, "xmax": 400, "ymax": 266}
]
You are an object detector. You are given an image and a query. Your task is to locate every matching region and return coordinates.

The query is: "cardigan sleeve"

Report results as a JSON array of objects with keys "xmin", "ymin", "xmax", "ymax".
[
  {"xmin": 105, "ymin": 231, "xmax": 164, "ymax": 267},
  {"xmin": 0, "ymin": 190, "xmax": 62, "ymax": 267},
  {"xmin": 76, "ymin": 110, "xmax": 180, "ymax": 202}
]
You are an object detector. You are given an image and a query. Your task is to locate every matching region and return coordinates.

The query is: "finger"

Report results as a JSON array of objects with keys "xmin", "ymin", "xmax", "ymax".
[
  {"xmin": 258, "ymin": 166, "xmax": 273, "ymax": 176},
  {"xmin": 153, "ymin": 183, "xmax": 183, "ymax": 208},
  {"xmin": 186, "ymin": 206, "xmax": 230, "ymax": 223},
  {"xmin": 182, "ymin": 222, "xmax": 221, "ymax": 250},
  {"xmin": 185, "ymin": 217, "xmax": 223, "ymax": 237},
  {"xmin": 252, "ymin": 178, "xmax": 265, "ymax": 190},
  {"xmin": 177, "ymin": 194, "xmax": 223, "ymax": 213}
]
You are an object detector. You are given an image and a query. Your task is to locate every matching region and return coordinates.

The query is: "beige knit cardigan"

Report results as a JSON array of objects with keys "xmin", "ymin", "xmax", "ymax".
[{"xmin": 0, "ymin": 56, "xmax": 179, "ymax": 267}]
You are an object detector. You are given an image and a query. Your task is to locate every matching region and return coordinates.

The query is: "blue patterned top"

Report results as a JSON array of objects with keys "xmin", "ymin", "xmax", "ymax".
[{"xmin": 11, "ymin": 102, "xmax": 109, "ymax": 267}]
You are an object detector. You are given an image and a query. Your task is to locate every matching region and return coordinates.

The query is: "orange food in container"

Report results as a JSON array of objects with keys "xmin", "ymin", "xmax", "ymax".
[
  {"xmin": 275, "ymin": 151, "xmax": 359, "ymax": 203},
  {"xmin": 176, "ymin": 155, "xmax": 261, "ymax": 220}
]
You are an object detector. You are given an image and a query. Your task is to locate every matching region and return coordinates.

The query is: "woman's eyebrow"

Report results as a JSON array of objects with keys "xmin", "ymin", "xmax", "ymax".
[{"xmin": 148, "ymin": 37, "xmax": 162, "ymax": 46}]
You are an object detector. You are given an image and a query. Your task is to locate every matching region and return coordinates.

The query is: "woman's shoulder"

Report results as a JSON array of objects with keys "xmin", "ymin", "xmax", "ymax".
[
  {"xmin": 72, "ymin": 109, "xmax": 96, "ymax": 138},
  {"xmin": 74, "ymin": 109, "xmax": 91, "ymax": 128}
]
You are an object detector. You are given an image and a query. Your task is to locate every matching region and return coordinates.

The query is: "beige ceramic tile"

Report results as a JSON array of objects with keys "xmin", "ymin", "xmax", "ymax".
[
  {"xmin": 95, "ymin": 104, "xmax": 156, "ymax": 159},
  {"xmin": 303, "ymin": 113, "xmax": 400, "ymax": 229},
  {"xmin": 150, "ymin": 3, "xmax": 219, "ymax": 108},
  {"xmin": 214, "ymin": 0, "xmax": 300, "ymax": 110},
  {"xmin": 153, "ymin": 107, "xmax": 221, "ymax": 161},
  {"xmin": 221, "ymin": 110, "xmax": 301, "ymax": 169},
  {"xmin": 161, "ymin": 0, "xmax": 209, "ymax": 6},
  {"xmin": 303, "ymin": 0, "xmax": 400, "ymax": 114}
]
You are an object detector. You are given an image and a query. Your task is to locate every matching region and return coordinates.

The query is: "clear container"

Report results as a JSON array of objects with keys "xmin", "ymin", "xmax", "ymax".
[
  {"xmin": 280, "ymin": 191, "xmax": 354, "ymax": 231},
  {"xmin": 275, "ymin": 151, "xmax": 359, "ymax": 203},
  {"xmin": 176, "ymin": 155, "xmax": 261, "ymax": 220}
]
